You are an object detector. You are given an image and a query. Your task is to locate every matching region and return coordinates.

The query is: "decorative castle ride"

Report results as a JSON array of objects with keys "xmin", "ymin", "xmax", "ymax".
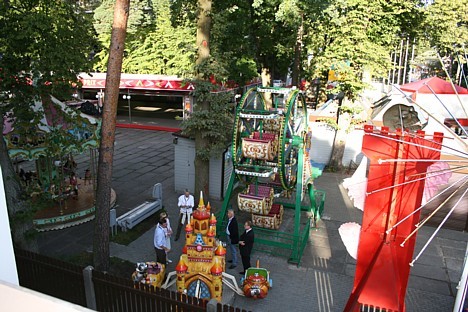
[
  {"xmin": 132, "ymin": 194, "xmax": 226, "ymax": 299},
  {"xmin": 140, "ymin": 192, "xmax": 273, "ymax": 301},
  {"xmin": 217, "ymin": 86, "xmax": 326, "ymax": 265},
  {"xmin": 171, "ymin": 193, "xmax": 227, "ymax": 301}
]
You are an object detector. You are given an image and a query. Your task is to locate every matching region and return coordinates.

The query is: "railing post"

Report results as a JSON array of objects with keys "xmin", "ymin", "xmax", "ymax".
[
  {"xmin": 83, "ymin": 265, "xmax": 97, "ymax": 310},
  {"xmin": 206, "ymin": 299, "xmax": 218, "ymax": 312}
]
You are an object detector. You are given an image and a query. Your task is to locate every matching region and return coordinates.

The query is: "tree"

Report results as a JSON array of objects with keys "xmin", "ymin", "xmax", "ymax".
[
  {"xmin": 210, "ymin": 0, "xmax": 298, "ymax": 86},
  {"xmin": 423, "ymin": 0, "xmax": 467, "ymax": 56},
  {"xmin": 422, "ymin": 0, "xmax": 468, "ymax": 81},
  {"xmin": 182, "ymin": 81, "xmax": 235, "ymax": 181},
  {"xmin": 209, "ymin": 0, "xmax": 259, "ymax": 86},
  {"xmin": 93, "ymin": 0, "xmax": 131, "ymax": 272},
  {"xmin": 192, "ymin": 0, "xmax": 213, "ymax": 198},
  {"xmin": 123, "ymin": 0, "xmax": 196, "ymax": 76},
  {"xmin": 93, "ymin": 0, "xmax": 196, "ymax": 75},
  {"xmin": 0, "ymin": 0, "xmax": 97, "ymax": 250},
  {"xmin": 301, "ymin": 0, "xmax": 425, "ymax": 169},
  {"xmin": 93, "ymin": 0, "xmax": 116, "ymax": 71}
]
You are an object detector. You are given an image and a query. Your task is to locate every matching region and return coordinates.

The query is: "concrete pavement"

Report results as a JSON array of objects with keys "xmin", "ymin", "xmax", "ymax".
[{"xmin": 36, "ymin": 121, "xmax": 467, "ymax": 311}]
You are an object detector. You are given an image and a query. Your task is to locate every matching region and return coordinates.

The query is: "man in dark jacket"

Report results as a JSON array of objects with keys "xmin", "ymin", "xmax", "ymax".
[
  {"xmin": 239, "ymin": 220, "xmax": 254, "ymax": 274},
  {"xmin": 226, "ymin": 209, "xmax": 239, "ymax": 269}
]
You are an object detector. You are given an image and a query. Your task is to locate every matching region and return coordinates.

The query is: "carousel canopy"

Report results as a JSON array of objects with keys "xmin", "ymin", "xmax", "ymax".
[
  {"xmin": 400, "ymin": 76, "xmax": 468, "ymax": 95},
  {"xmin": 3, "ymin": 95, "xmax": 101, "ymax": 160}
]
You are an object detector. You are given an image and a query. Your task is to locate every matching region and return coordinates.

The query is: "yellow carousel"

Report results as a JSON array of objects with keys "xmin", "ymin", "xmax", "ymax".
[
  {"xmin": 175, "ymin": 193, "xmax": 226, "ymax": 301},
  {"xmin": 153, "ymin": 192, "xmax": 272, "ymax": 301}
]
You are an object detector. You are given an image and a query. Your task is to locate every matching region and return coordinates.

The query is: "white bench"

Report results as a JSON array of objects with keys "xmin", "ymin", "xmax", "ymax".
[{"xmin": 116, "ymin": 183, "xmax": 163, "ymax": 231}]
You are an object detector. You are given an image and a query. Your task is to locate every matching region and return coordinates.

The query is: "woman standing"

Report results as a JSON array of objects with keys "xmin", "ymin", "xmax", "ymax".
[{"xmin": 159, "ymin": 211, "xmax": 173, "ymax": 263}]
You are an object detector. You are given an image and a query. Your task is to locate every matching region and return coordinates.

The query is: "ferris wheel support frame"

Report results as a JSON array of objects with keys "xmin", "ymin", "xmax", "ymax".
[{"xmin": 216, "ymin": 86, "xmax": 326, "ymax": 266}]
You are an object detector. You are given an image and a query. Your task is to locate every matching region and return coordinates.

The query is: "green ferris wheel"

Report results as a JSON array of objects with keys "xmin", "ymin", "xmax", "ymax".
[{"xmin": 217, "ymin": 86, "xmax": 325, "ymax": 265}]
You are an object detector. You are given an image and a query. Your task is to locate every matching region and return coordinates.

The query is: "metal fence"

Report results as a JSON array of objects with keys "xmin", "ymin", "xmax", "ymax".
[
  {"xmin": 15, "ymin": 248, "xmax": 87, "ymax": 306},
  {"xmin": 14, "ymin": 249, "xmax": 250, "ymax": 312},
  {"xmin": 93, "ymin": 270, "xmax": 207, "ymax": 312}
]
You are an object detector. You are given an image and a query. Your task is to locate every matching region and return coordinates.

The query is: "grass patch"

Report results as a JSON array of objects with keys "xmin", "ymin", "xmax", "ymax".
[
  {"xmin": 60, "ymin": 251, "xmax": 136, "ymax": 279},
  {"xmin": 110, "ymin": 209, "xmax": 167, "ymax": 246}
]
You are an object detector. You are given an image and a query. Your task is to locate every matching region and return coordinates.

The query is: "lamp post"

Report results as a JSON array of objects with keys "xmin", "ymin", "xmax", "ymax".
[{"xmin": 123, "ymin": 90, "xmax": 132, "ymax": 123}]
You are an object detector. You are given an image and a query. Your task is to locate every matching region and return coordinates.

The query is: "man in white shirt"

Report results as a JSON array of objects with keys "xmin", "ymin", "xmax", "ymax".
[
  {"xmin": 154, "ymin": 218, "xmax": 169, "ymax": 265},
  {"xmin": 175, "ymin": 189, "xmax": 194, "ymax": 241}
]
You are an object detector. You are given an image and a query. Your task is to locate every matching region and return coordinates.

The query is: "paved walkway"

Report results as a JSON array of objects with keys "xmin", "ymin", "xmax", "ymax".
[{"xmin": 36, "ymin": 119, "xmax": 467, "ymax": 311}]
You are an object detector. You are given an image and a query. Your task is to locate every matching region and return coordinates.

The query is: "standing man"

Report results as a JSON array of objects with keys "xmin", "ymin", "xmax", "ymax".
[
  {"xmin": 239, "ymin": 220, "xmax": 254, "ymax": 274},
  {"xmin": 154, "ymin": 218, "xmax": 169, "ymax": 265},
  {"xmin": 175, "ymin": 189, "xmax": 194, "ymax": 241},
  {"xmin": 226, "ymin": 209, "xmax": 239, "ymax": 269}
]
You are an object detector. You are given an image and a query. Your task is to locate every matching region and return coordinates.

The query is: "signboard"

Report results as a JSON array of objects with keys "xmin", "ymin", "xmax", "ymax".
[{"xmin": 79, "ymin": 73, "xmax": 195, "ymax": 92}]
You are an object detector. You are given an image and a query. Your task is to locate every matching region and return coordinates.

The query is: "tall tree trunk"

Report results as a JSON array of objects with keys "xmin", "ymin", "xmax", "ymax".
[
  {"xmin": 329, "ymin": 99, "xmax": 350, "ymax": 171},
  {"xmin": 291, "ymin": 17, "xmax": 303, "ymax": 87},
  {"xmin": 0, "ymin": 135, "xmax": 38, "ymax": 252},
  {"xmin": 194, "ymin": 0, "xmax": 212, "ymax": 199},
  {"xmin": 93, "ymin": 0, "xmax": 130, "ymax": 272},
  {"xmin": 261, "ymin": 68, "xmax": 272, "ymax": 108}
]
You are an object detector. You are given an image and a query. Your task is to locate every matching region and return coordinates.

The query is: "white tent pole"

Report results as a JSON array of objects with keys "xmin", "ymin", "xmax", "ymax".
[
  {"xmin": 453, "ymin": 243, "xmax": 468, "ymax": 312},
  {"xmin": 386, "ymin": 175, "xmax": 468, "ymax": 235},
  {"xmin": 397, "ymin": 39, "xmax": 404, "ymax": 85},
  {"xmin": 402, "ymin": 37, "xmax": 410, "ymax": 85},
  {"xmin": 408, "ymin": 39, "xmax": 416, "ymax": 82},
  {"xmin": 367, "ymin": 165, "xmax": 465, "ymax": 196},
  {"xmin": 369, "ymin": 131, "xmax": 468, "ymax": 158},
  {"xmin": 401, "ymin": 179, "xmax": 468, "ymax": 247},
  {"xmin": 391, "ymin": 48, "xmax": 398, "ymax": 85},
  {"xmin": 409, "ymin": 187, "xmax": 468, "ymax": 266}
]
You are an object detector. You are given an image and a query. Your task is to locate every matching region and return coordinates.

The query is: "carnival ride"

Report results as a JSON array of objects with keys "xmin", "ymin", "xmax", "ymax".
[
  {"xmin": 343, "ymin": 125, "xmax": 447, "ymax": 311},
  {"xmin": 216, "ymin": 86, "xmax": 325, "ymax": 265},
  {"xmin": 144, "ymin": 193, "xmax": 272, "ymax": 301},
  {"xmin": 240, "ymin": 260, "xmax": 272, "ymax": 299},
  {"xmin": 342, "ymin": 77, "xmax": 468, "ymax": 310},
  {"xmin": 3, "ymin": 95, "xmax": 106, "ymax": 231},
  {"xmin": 156, "ymin": 194, "xmax": 226, "ymax": 301},
  {"xmin": 132, "ymin": 261, "xmax": 166, "ymax": 288}
]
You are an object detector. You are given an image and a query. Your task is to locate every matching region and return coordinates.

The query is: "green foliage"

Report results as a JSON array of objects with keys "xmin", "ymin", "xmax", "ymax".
[
  {"xmin": 423, "ymin": 0, "xmax": 468, "ymax": 56},
  {"xmin": 93, "ymin": 0, "xmax": 196, "ymax": 75},
  {"xmin": 0, "ymin": 1, "xmax": 98, "ymax": 248},
  {"xmin": 181, "ymin": 81, "xmax": 235, "ymax": 161},
  {"xmin": 316, "ymin": 118, "xmax": 339, "ymax": 131},
  {"xmin": 89, "ymin": 0, "xmax": 464, "ymax": 94},
  {"xmin": 340, "ymin": 104, "xmax": 362, "ymax": 115},
  {"xmin": 0, "ymin": 0, "xmax": 97, "ymax": 115},
  {"xmin": 304, "ymin": 0, "xmax": 424, "ymax": 98},
  {"xmin": 92, "ymin": 0, "xmax": 114, "ymax": 71},
  {"xmin": 210, "ymin": 0, "xmax": 297, "ymax": 83},
  {"xmin": 125, "ymin": 0, "xmax": 197, "ymax": 76}
]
